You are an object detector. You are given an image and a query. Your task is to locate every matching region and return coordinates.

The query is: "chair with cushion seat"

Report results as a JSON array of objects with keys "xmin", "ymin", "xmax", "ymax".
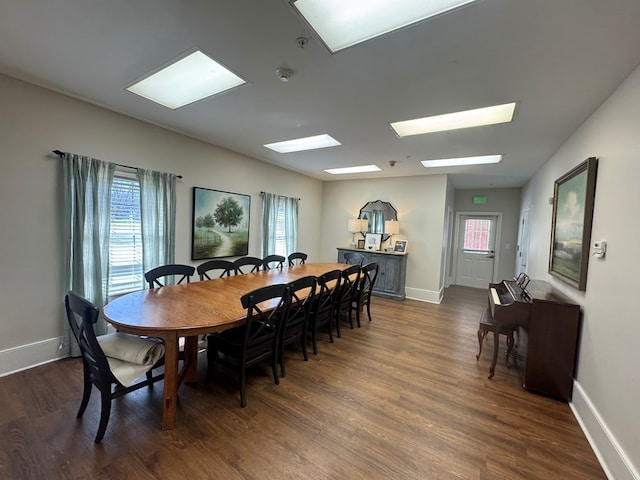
[
  {"xmin": 287, "ymin": 252, "xmax": 308, "ymax": 266},
  {"xmin": 279, "ymin": 275, "xmax": 317, "ymax": 377},
  {"xmin": 206, "ymin": 284, "xmax": 290, "ymax": 407},
  {"xmin": 308, "ymin": 269, "xmax": 341, "ymax": 354},
  {"xmin": 233, "ymin": 256, "xmax": 263, "ymax": 274},
  {"xmin": 144, "ymin": 264, "xmax": 195, "ymax": 288},
  {"xmin": 262, "ymin": 254, "xmax": 286, "ymax": 270},
  {"xmin": 334, "ymin": 264, "xmax": 361, "ymax": 337},
  {"xmin": 343, "ymin": 251, "xmax": 365, "ymax": 265},
  {"xmin": 197, "ymin": 259, "xmax": 235, "ymax": 280},
  {"xmin": 64, "ymin": 291, "xmax": 165, "ymax": 443},
  {"xmin": 351, "ymin": 262, "xmax": 379, "ymax": 327}
]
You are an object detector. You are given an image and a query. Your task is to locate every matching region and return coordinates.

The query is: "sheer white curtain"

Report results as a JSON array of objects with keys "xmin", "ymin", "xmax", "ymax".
[
  {"xmin": 261, "ymin": 192, "xmax": 298, "ymax": 257},
  {"xmin": 137, "ymin": 168, "xmax": 176, "ymax": 273},
  {"xmin": 62, "ymin": 153, "xmax": 115, "ymax": 356},
  {"xmin": 284, "ymin": 196, "xmax": 298, "ymax": 256},
  {"xmin": 261, "ymin": 192, "xmax": 279, "ymax": 257},
  {"xmin": 62, "ymin": 155, "xmax": 177, "ymax": 356}
]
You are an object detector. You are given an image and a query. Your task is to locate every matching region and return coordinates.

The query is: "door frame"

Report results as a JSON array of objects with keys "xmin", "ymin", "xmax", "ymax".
[{"xmin": 452, "ymin": 211, "xmax": 503, "ymax": 286}]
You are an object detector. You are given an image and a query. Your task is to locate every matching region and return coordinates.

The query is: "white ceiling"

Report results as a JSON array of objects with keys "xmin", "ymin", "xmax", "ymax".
[{"xmin": 2, "ymin": 0, "xmax": 640, "ymax": 188}]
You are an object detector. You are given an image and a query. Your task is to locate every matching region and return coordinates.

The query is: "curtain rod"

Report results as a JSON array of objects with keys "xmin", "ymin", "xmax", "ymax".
[
  {"xmin": 260, "ymin": 191, "xmax": 301, "ymax": 201},
  {"xmin": 52, "ymin": 150, "xmax": 183, "ymax": 179}
]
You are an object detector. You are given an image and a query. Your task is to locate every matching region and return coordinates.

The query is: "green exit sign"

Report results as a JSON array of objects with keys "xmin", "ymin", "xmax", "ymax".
[{"xmin": 473, "ymin": 196, "xmax": 487, "ymax": 204}]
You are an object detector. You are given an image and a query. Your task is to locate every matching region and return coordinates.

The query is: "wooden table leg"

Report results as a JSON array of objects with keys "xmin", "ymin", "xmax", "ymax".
[
  {"xmin": 489, "ymin": 321, "xmax": 501, "ymax": 379},
  {"xmin": 183, "ymin": 336, "xmax": 199, "ymax": 384},
  {"xmin": 162, "ymin": 332, "xmax": 179, "ymax": 430}
]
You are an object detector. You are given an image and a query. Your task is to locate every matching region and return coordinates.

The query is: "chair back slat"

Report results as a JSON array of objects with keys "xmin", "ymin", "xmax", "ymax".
[
  {"xmin": 64, "ymin": 292, "xmax": 113, "ymax": 386},
  {"xmin": 262, "ymin": 255, "xmax": 286, "ymax": 270},
  {"xmin": 287, "ymin": 252, "xmax": 308, "ymax": 266},
  {"xmin": 145, "ymin": 264, "xmax": 195, "ymax": 288},
  {"xmin": 313, "ymin": 269, "xmax": 342, "ymax": 326},
  {"xmin": 240, "ymin": 284, "xmax": 289, "ymax": 362},
  {"xmin": 233, "ymin": 256, "xmax": 263, "ymax": 274},
  {"xmin": 197, "ymin": 259, "xmax": 235, "ymax": 280}
]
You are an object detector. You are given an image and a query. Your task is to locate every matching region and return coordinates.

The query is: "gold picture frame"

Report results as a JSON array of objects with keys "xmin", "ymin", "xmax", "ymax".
[{"xmin": 548, "ymin": 157, "xmax": 598, "ymax": 291}]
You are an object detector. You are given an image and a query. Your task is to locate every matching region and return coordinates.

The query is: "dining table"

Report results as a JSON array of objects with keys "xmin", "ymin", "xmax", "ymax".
[{"xmin": 102, "ymin": 262, "xmax": 349, "ymax": 430}]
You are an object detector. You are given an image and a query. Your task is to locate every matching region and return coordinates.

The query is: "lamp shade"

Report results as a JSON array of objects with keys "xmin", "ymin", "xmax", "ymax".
[
  {"xmin": 348, "ymin": 218, "xmax": 361, "ymax": 233},
  {"xmin": 385, "ymin": 220, "xmax": 400, "ymax": 235}
]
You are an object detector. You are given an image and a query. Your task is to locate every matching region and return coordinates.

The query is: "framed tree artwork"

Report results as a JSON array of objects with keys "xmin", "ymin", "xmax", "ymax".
[
  {"xmin": 548, "ymin": 157, "xmax": 598, "ymax": 291},
  {"xmin": 192, "ymin": 187, "xmax": 251, "ymax": 260}
]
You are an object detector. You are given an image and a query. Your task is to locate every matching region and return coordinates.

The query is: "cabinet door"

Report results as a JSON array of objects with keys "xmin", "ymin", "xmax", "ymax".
[{"xmin": 378, "ymin": 256, "xmax": 400, "ymax": 293}]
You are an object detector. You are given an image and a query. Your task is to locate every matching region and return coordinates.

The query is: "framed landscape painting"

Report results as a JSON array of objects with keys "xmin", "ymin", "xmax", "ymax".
[
  {"xmin": 192, "ymin": 187, "xmax": 251, "ymax": 260},
  {"xmin": 548, "ymin": 157, "xmax": 598, "ymax": 291}
]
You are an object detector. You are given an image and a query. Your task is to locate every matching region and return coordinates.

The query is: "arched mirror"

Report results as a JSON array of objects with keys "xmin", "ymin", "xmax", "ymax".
[{"xmin": 358, "ymin": 200, "xmax": 397, "ymax": 241}]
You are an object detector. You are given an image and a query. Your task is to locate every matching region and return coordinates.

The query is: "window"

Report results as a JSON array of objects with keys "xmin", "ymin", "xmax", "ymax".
[
  {"xmin": 108, "ymin": 173, "xmax": 144, "ymax": 296},
  {"xmin": 261, "ymin": 192, "xmax": 298, "ymax": 258},
  {"xmin": 463, "ymin": 218, "xmax": 492, "ymax": 252},
  {"xmin": 274, "ymin": 198, "xmax": 287, "ymax": 257}
]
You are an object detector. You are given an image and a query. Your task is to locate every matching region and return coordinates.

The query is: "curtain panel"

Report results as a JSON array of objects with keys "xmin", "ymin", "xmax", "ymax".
[{"xmin": 62, "ymin": 153, "xmax": 115, "ymax": 356}]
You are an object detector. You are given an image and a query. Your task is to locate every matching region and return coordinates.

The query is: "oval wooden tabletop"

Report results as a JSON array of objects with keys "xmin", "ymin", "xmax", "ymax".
[{"xmin": 103, "ymin": 263, "xmax": 349, "ymax": 336}]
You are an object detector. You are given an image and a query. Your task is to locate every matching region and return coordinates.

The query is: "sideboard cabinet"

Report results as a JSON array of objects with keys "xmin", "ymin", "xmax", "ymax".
[{"xmin": 336, "ymin": 248, "xmax": 407, "ymax": 301}]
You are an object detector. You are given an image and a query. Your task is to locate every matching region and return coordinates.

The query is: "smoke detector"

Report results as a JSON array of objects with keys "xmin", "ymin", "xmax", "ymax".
[{"xmin": 276, "ymin": 67, "xmax": 293, "ymax": 82}]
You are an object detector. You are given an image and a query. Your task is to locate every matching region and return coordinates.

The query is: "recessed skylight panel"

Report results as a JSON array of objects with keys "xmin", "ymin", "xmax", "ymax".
[
  {"xmin": 324, "ymin": 165, "xmax": 381, "ymax": 174},
  {"xmin": 391, "ymin": 103, "xmax": 516, "ymax": 137},
  {"xmin": 264, "ymin": 134, "xmax": 341, "ymax": 153},
  {"xmin": 421, "ymin": 155, "xmax": 503, "ymax": 168},
  {"xmin": 291, "ymin": 0, "xmax": 479, "ymax": 53},
  {"xmin": 126, "ymin": 50, "xmax": 246, "ymax": 109}
]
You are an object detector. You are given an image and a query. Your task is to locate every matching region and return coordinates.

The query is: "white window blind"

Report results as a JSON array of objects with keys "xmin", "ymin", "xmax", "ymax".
[
  {"xmin": 275, "ymin": 197, "xmax": 287, "ymax": 256},
  {"xmin": 108, "ymin": 173, "xmax": 144, "ymax": 296}
]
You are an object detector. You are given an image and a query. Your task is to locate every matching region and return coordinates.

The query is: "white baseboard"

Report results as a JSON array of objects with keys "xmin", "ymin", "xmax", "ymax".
[
  {"xmin": 405, "ymin": 286, "xmax": 443, "ymax": 304},
  {"xmin": 571, "ymin": 381, "xmax": 639, "ymax": 480},
  {"xmin": 0, "ymin": 337, "xmax": 67, "ymax": 377}
]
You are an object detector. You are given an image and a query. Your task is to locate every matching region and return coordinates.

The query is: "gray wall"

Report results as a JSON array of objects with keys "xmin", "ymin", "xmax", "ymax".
[
  {"xmin": 320, "ymin": 175, "xmax": 448, "ymax": 302},
  {"xmin": 0, "ymin": 74, "xmax": 324, "ymax": 371},
  {"xmin": 453, "ymin": 188, "xmax": 522, "ymax": 283},
  {"xmin": 521, "ymin": 65, "xmax": 640, "ymax": 479}
]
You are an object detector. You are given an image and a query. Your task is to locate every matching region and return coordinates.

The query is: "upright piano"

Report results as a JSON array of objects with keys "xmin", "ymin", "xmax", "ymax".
[{"xmin": 484, "ymin": 276, "xmax": 581, "ymax": 401}]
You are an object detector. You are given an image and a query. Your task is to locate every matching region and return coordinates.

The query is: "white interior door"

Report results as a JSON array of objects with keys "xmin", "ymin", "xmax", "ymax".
[
  {"xmin": 517, "ymin": 208, "xmax": 531, "ymax": 275},
  {"xmin": 455, "ymin": 215, "xmax": 497, "ymax": 289}
]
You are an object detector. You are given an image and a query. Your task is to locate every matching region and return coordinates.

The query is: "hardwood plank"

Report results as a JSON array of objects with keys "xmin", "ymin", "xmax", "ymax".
[{"xmin": 0, "ymin": 286, "xmax": 605, "ymax": 479}]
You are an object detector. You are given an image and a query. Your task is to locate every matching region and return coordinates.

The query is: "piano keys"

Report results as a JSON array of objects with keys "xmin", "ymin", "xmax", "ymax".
[{"xmin": 483, "ymin": 277, "xmax": 581, "ymax": 401}]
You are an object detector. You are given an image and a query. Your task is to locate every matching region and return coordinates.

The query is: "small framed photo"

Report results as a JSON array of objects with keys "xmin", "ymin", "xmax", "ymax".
[
  {"xmin": 364, "ymin": 233, "xmax": 382, "ymax": 251},
  {"xmin": 394, "ymin": 240, "xmax": 408, "ymax": 254},
  {"xmin": 357, "ymin": 239, "xmax": 365, "ymax": 249}
]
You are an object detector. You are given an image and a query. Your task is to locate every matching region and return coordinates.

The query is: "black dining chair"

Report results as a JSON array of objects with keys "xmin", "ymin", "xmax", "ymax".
[
  {"xmin": 206, "ymin": 284, "xmax": 290, "ymax": 407},
  {"xmin": 287, "ymin": 252, "xmax": 308, "ymax": 266},
  {"xmin": 144, "ymin": 264, "xmax": 195, "ymax": 288},
  {"xmin": 197, "ymin": 259, "xmax": 235, "ymax": 280},
  {"xmin": 262, "ymin": 254, "xmax": 286, "ymax": 270},
  {"xmin": 351, "ymin": 262, "xmax": 379, "ymax": 327},
  {"xmin": 308, "ymin": 269, "xmax": 342, "ymax": 354},
  {"xmin": 334, "ymin": 264, "xmax": 361, "ymax": 337},
  {"xmin": 233, "ymin": 256, "xmax": 263, "ymax": 274},
  {"xmin": 343, "ymin": 252, "xmax": 365, "ymax": 265},
  {"xmin": 64, "ymin": 292, "xmax": 164, "ymax": 443},
  {"xmin": 279, "ymin": 275, "xmax": 317, "ymax": 377}
]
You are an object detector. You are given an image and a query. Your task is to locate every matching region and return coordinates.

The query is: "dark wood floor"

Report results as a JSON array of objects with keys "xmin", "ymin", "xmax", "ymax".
[{"xmin": 0, "ymin": 286, "xmax": 605, "ymax": 479}]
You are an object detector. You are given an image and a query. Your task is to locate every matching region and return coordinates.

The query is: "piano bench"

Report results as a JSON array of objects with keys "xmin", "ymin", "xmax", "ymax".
[{"xmin": 476, "ymin": 307, "xmax": 517, "ymax": 366}]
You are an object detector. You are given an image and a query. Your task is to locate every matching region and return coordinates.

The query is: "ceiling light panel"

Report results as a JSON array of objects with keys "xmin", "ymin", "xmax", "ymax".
[
  {"xmin": 126, "ymin": 50, "xmax": 246, "ymax": 109},
  {"xmin": 290, "ymin": 0, "xmax": 479, "ymax": 53},
  {"xmin": 264, "ymin": 134, "xmax": 341, "ymax": 153},
  {"xmin": 421, "ymin": 155, "xmax": 503, "ymax": 168},
  {"xmin": 391, "ymin": 102, "xmax": 516, "ymax": 137},
  {"xmin": 324, "ymin": 165, "xmax": 381, "ymax": 174}
]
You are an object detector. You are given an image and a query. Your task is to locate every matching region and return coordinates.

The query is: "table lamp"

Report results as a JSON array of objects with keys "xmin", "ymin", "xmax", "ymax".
[
  {"xmin": 348, "ymin": 218, "xmax": 361, "ymax": 248},
  {"xmin": 384, "ymin": 220, "xmax": 400, "ymax": 251}
]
